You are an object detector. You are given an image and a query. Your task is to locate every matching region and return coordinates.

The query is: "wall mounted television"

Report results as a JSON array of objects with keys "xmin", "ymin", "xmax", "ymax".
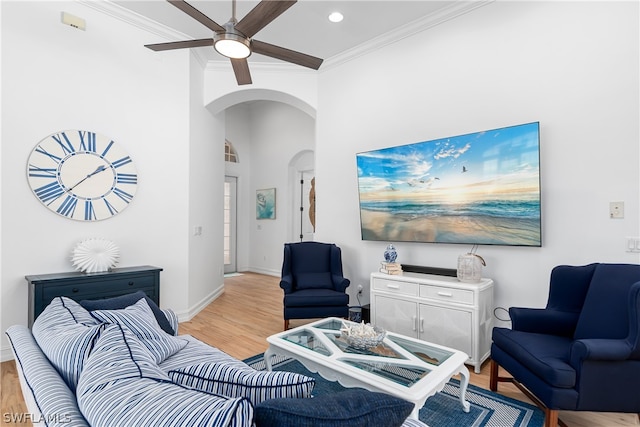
[{"xmin": 356, "ymin": 122, "xmax": 541, "ymax": 247}]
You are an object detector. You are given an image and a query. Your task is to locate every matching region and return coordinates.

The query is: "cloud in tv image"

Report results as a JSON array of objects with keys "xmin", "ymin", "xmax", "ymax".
[{"xmin": 356, "ymin": 122, "xmax": 541, "ymax": 246}]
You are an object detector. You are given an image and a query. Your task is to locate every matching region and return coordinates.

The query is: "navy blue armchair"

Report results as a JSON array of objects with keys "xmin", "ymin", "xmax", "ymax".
[
  {"xmin": 490, "ymin": 263, "xmax": 640, "ymax": 427},
  {"xmin": 280, "ymin": 242, "xmax": 350, "ymax": 330}
]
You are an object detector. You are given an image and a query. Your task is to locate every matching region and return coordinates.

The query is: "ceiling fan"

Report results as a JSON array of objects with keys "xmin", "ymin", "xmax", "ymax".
[{"xmin": 145, "ymin": 0, "xmax": 323, "ymax": 85}]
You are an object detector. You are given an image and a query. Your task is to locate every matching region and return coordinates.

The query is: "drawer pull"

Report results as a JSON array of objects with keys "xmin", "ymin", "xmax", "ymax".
[
  {"xmin": 420, "ymin": 318, "xmax": 424, "ymax": 333},
  {"xmin": 386, "ymin": 284, "xmax": 400, "ymax": 289},
  {"xmin": 412, "ymin": 316, "xmax": 417, "ymax": 331},
  {"xmin": 72, "ymin": 288, "xmax": 79, "ymax": 293},
  {"xmin": 437, "ymin": 291, "xmax": 453, "ymax": 297},
  {"xmin": 128, "ymin": 281, "xmax": 134, "ymax": 286}
]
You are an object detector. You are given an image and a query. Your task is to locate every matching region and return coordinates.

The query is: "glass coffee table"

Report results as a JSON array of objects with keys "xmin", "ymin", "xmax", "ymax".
[{"xmin": 265, "ymin": 317, "xmax": 470, "ymax": 419}]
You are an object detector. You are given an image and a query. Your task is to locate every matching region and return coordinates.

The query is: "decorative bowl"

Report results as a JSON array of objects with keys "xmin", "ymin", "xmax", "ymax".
[{"xmin": 343, "ymin": 325, "xmax": 386, "ymax": 350}]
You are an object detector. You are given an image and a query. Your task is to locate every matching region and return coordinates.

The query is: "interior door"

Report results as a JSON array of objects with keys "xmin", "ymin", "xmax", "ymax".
[
  {"xmin": 224, "ymin": 176, "xmax": 237, "ymax": 274},
  {"xmin": 294, "ymin": 170, "xmax": 315, "ymax": 242}
]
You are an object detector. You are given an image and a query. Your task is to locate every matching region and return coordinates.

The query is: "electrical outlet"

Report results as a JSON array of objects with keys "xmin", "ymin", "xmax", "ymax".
[{"xmin": 357, "ymin": 284, "xmax": 363, "ymax": 295}]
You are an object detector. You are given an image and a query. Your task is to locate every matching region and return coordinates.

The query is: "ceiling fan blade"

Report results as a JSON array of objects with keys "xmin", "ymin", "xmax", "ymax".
[
  {"xmin": 145, "ymin": 38, "xmax": 213, "ymax": 51},
  {"xmin": 252, "ymin": 39, "xmax": 323, "ymax": 70},
  {"xmin": 167, "ymin": 0, "xmax": 225, "ymax": 32},
  {"xmin": 231, "ymin": 58, "xmax": 252, "ymax": 85},
  {"xmin": 235, "ymin": 0, "xmax": 296, "ymax": 38}
]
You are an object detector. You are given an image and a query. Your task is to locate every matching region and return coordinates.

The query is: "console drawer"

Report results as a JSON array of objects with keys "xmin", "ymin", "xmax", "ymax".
[
  {"xmin": 372, "ymin": 277, "xmax": 418, "ymax": 296},
  {"xmin": 41, "ymin": 276, "xmax": 155, "ymax": 301},
  {"xmin": 419, "ymin": 285, "xmax": 474, "ymax": 304}
]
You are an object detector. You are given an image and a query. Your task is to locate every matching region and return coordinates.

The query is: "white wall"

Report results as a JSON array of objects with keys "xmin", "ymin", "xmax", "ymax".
[
  {"xmin": 187, "ymin": 53, "xmax": 226, "ymax": 315},
  {"xmin": 315, "ymin": 1, "xmax": 640, "ymax": 320},
  {"xmin": 0, "ymin": 1, "xmax": 220, "ymax": 359}
]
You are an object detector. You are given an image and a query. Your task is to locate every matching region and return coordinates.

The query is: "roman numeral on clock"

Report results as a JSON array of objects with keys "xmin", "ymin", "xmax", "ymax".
[
  {"xmin": 51, "ymin": 132, "xmax": 75, "ymax": 155},
  {"xmin": 116, "ymin": 173, "xmax": 137, "ymax": 184},
  {"xmin": 57, "ymin": 195, "xmax": 78, "ymax": 218},
  {"xmin": 84, "ymin": 200, "xmax": 97, "ymax": 221},
  {"xmin": 34, "ymin": 181, "xmax": 65, "ymax": 204},
  {"xmin": 28, "ymin": 165, "xmax": 57, "ymax": 178},
  {"xmin": 78, "ymin": 131, "xmax": 97, "ymax": 152}
]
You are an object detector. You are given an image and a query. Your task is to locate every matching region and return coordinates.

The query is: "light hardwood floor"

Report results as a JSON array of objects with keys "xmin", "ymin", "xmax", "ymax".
[{"xmin": 2, "ymin": 272, "xmax": 638, "ymax": 426}]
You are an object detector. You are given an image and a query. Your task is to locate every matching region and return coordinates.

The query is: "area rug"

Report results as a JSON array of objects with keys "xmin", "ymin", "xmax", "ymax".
[
  {"xmin": 243, "ymin": 353, "xmax": 544, "ymax": 427},
  {"xmin": 223, "ymin": 272, "xmax": 243, "ymax": 278}
]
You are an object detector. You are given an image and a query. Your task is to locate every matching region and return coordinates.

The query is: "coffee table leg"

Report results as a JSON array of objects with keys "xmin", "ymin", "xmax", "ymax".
[
  {"xmin": 458, "ymin": 365, "xmax": 471, "ymax": 412},
  {"xmin": 264, "ymin": 347, "xmax": 274, "ymax": 372}
]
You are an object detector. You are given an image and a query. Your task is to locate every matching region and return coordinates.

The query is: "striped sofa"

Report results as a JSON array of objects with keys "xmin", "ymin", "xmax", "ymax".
[{"xmin": 7, "ymin": 295, "xmax": 427, "ymax": 427}]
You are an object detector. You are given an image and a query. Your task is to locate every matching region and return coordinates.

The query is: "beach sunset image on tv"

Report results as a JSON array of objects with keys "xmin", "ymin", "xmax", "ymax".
[{"xmin": 356, "ymin": 122, "xmax": 541, "ymax": 246}]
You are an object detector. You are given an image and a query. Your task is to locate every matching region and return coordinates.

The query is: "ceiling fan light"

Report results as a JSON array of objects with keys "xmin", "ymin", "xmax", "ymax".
[{"xmin": 214, "ymin": 33, "xmax": 251, "ymax": 59}]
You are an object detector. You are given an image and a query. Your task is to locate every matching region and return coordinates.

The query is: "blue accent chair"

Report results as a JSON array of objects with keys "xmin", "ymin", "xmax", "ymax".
[
  {"xmin": 490, "ymin": 263, "xmax": 640, "ymax": 427},
  {"xmin": 280, "ymin": 242, "xmax": 350, "ymax": 330}
]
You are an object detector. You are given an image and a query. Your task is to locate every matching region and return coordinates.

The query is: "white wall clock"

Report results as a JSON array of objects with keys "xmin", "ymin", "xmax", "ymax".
[{"xmin": 27, "ymin": 130, "xmax": 138, "ymax": 221}]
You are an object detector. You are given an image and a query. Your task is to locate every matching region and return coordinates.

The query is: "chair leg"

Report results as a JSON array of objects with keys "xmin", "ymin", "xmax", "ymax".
[
  {"xmin": 284, "ymin": 319, "xmax": 289, "ymax": 330},
  {"xmin": 489, "ymin": 359, "xmax": 499, "ymax": 391},
  {"xmin": 544, "ymin": 408, "xmax": 559, "ymax": 427}
]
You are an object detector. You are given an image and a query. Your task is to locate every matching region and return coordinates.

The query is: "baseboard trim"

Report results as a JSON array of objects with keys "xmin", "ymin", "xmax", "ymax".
[
  {"xmin": 174, "ymin": 285, "xmax": 224, "ymax": 323},
  {"xmin": 247, "ymin": 267, "xmax": 280, "ymax": 277},
  {"xmin": 1, "ymin": 345, "xmax": 14, "ymax": 362}
]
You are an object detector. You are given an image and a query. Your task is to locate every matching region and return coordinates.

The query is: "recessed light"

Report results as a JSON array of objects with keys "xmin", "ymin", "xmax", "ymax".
[{"xmin": 328, "ymin": 12, "xmax": 344, "ymax": 23}]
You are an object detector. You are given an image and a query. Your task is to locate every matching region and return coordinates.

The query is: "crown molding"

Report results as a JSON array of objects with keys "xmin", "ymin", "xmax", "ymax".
[
  {"xmin": 322, "ymin": 0, "xmax": 495, "ymax": 70},
  {"xmin": 77, "ymin": 0, "xmax": 210, "ymax": 67},
  {"xmin": 80, "ymin": 0, "xmax": 494, "ymax": 74}
]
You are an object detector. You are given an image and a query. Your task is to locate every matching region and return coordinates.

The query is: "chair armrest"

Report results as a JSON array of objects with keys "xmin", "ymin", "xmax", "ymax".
[
  {"xmin": 332, "ymin": 275, "xmax": 350, "ymax": 292},
  {"xmin": 280, "ymin": 274, "xmax": 294, "ymax": 294},
  {"xmin": 570, "ymin": 339, "xmax": 633, "ymax": 368},
  {"xmin": 510, "ymin": 307, "xmax": 579, "ymax": 336},
  {"xmin": 162, "ymin": 309, "xmax": 179, "ymax": 336}
]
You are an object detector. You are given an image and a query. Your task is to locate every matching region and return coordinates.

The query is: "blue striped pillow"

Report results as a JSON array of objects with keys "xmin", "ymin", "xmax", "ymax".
[
  {"xmin": 32, "ymin": 297, "xmax": 104, "ymax": 391},
  {"xmin": 90, "ymin": 298, "xmax": 187, "ymax": 363},
  {"xmin": 168, "ymin": 362, "xmax": 315, "ymax": 406},
  {"xmin": 77, "ymin": 324, "xmax": 253, "ymax": 427}
]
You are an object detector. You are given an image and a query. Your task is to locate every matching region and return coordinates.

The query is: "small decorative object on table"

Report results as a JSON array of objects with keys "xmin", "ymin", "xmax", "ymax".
[
  {"xmin": 383, "ymin": 243, "xmax": 397, "ymax": 263},
  {"xmin": 71, "ymin": 237, "xmax": 120, "ymax": 273},
  {"xmin": 457, "ymin": 245, "xmax": 486, "ymax": 283},
  {"xmin": 340, "ymin": 321, "xmax": 386, "ymax": 350}
]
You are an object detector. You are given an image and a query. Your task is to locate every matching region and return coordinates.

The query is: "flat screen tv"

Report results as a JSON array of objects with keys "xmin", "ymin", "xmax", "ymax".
[{"xmin": 356, "ymin": 122, "xmax": 541, "ymax": 246}]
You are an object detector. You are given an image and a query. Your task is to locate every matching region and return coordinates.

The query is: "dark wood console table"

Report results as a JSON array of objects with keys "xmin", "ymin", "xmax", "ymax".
[{"xmin": 26, "ymin": 265, "xmax": 162, "ymax": 327}]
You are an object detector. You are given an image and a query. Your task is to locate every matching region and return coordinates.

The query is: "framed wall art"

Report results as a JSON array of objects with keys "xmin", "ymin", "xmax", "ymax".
[{"xmin": 256, "ymin": 188, "xmax": 276, "ymax": 220}]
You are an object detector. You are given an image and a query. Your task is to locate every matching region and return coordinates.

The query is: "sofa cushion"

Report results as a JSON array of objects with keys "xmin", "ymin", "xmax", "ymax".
[
  {"xmin": 162, "ymin": 336, "xmax": 314, "ymax": 405},
  {"xmin": 80, "ymin": 291, "xmax": 175, "ymax": 335},
  {"xmin": 283, "ymin": 288, "xmax": 349, "ymax": 308},
  {"xmin": 32, "ymin": 297, "xmax": 104, "ymax": 391},
  {"xmin": 90, "ymin": 298, "xmax": 187, "ymax": 364},
  {"xmin": 77, "ymin": 324, "xmax": 253, "ymax": 427},
  {"xmin": 492, "ymin": 327, "xmax": 576, "ymax": 388},
  {"xmin": 6, "ymin": 325, "xmax": 91, "ymax": 426},
  {"xmin": 160, "ymin": 335, "xmax": 244, "ymax": 371},
  {"xmin": 169, "ymin": 362, "xmax": 315, "ymax": 406},
  {"xmin": 253, "ymin": 388, "xmax": 414, "ymax": 427},
  {"xmin": 295, "ymin": 272, "xmax": 333, "ymax": 290}
]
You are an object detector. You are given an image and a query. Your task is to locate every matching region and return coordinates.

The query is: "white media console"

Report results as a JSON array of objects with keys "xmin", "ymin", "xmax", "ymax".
[{"xmin": 370, "ymin": 271, "xmax": 494, "ymax": 373}]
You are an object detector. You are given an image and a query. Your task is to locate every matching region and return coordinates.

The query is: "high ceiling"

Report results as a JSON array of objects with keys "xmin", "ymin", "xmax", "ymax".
[{"xmin": 113, "ymin": 1, "xmax": 484, "ymax": 65}]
